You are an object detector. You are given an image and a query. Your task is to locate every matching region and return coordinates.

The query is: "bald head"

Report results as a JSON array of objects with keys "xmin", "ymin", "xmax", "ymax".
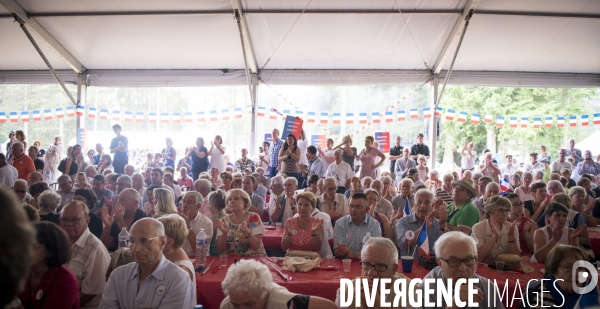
[
  {"xmin": 29, "ymin": 172, "xmax": 43, "ymax": 184},
  {"xmin": 131, "ymin": 218, "xmax": 165, "ymax": 237}
]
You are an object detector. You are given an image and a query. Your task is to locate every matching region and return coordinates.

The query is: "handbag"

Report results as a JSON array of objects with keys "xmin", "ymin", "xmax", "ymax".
[
  {"xmin": 58, "ymin": 157, "xmax": 78, "ymax": 175},
  {"xmin": 282, "ymin": 250, "xmax": 321, "ymax": 272}
]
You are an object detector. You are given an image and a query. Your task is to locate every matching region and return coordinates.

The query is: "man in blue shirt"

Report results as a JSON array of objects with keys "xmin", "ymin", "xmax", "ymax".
[
  {"xmin": 109, "ymin": 124, "xmax": 128, "ymax": 174},
  {"xmin": 99, "ymin": 218, "xmax": 194, "ymax": 309},
  {"xmin": 333, "ymin": 192, "xmax": 382, "ymax": 259},
  {"xmin": 268, "ymin": 129, "xmax": 284, "ymax": 178},
  {"xmin": 93, "ymin": 143, "xmax": 104, "ymax": 165},
  {"xmin": 396, "ymin": 189, "xmax": 443, "ymax": 258}
]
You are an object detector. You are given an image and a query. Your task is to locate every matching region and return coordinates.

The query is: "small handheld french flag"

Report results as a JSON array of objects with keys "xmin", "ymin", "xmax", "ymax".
[
  {"xmin": 415, "ymin": 220, "xmax": 429, "ymax": 259},
  {"xmin": 404, "ymin": 199, "xmax": 411, "ymax": 217}
]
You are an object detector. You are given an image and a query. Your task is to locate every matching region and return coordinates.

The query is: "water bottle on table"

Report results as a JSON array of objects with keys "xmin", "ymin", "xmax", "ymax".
[
  {"xmin": 195, "ymin": 228, "xmax": 208, "ymax": 267},
  {"xmin": 362, "ymin": 232, "xmax": 371, "ymax": 249},
  {"xmin": 118, "ymin": 227, "xmax": 130, "ymax": 249}
]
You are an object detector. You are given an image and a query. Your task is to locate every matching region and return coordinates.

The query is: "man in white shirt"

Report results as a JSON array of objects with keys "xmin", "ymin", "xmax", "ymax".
[
  {"xmin": 179, "ymin": 191, "xmax": 213, "ymax": 256},
  {"xmin": 458, "ymin": 141, "xmax": 477, "ymax": 173},
  {"xmin": 61, "ymin": 200, "xmax": 110, "ymax": 309},
  {"xmin": 524, "ymin": 152, "xmax": 544, "ymax": 172},
  {"xmin": 551, "ymin": 149, "xmax": 572, "ymax": 173},
  {"xmin": 57, "ymin": 174, "xmax": 77, "ymax": 208},
  {"xmin": 269, "ymin": 177, "xmax": 298, "ymax": 224},
  {"xmin": 501, "ymin": 154, "xmax": 518, "ymax": 176},
  {"xmin": 325, "ymin": 149, "xmax": 353, "ymax": 194},
  {"xmin": 318, "ymin": 177, "xmax": 349, "ymax": 225},
  {"xmin": 193, "ymin": 179, "xmax": 213, "ymax": 219},
  {"xmin": 0, "ymin": 153, "xmax": 17, "ymax": 188},
  {"xmin": 266, "ymin": 175, "xmax": 285, "ymax": 216}
]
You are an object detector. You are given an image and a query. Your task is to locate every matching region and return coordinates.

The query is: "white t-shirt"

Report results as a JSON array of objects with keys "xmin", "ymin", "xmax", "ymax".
[
  {"xmin": 321, "ymin": 149, "xmax": 335, "ymax": 174},
  {"xmin": 0, "ymin": 164, "xmax": 18, "ymax": 188},
  {"xmin": 297, "ymin": 139, "xmax": 308, "ymax": 166}
]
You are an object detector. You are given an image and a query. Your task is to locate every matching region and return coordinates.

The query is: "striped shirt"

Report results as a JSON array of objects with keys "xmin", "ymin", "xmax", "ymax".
[
  {"xmin": 269, "ymin": 139, "xmax": 284, "ymax": 168},
  {"xmin": 435, "ymin": 187, "xmax": 453, "ymax": 205},
  {"xmin": 333, "ymin": 215, "xmax": 382, "ymax": 253}
]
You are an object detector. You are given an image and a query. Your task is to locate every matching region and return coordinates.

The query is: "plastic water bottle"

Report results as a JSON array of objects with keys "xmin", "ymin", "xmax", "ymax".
[
  {"xmin": 195, "ymin": 229, "xmax": 208, "ymax": 267},
  {"xmin": 193, "ymin": 305, "xmax": 204, "ymax": 309},
  {"xmin": 362, "ymin": 232, "xmax": 371, "ymax": 249},
  {"xmin": 118, "ymin": 228, "xmax": 130, "ymax": 249}
]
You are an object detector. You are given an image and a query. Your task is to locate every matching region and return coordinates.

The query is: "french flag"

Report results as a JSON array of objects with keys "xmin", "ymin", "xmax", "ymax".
[
  {"xmin": 457, "ymin": 111, "xmax": 467, "ymax": 123},
  {"xmin": 112, "ymin": 110, "xmax": 121, "ymax": 121},
  {"xmin": 197, "ymin": 111, "xmax": 205, "ymax": 122},
  {"xmin": 10, "ymin": 112, "xmax": 19, "ymax": 123},
  {"xmin": 160, "ymin": 112, "xmax": 170, "ymax": 123},
  {"xmin": 557, "ymin": 116, "xmax": 565, "ymax": 128},
  {"xmin": 471, "ymin": 113, "xmax": 480, "ymax": 125},
  {"xmin": 0, "ymin": 112, "xmax": 5, "ymax": 123},
  {"xmin": 66, "ymin": 106, "xmax": 75, "ymax": 117},
  {"xmin": 234, "ymin": 107, "xmax": 243, "ymax": 119},
  {"xmin": 346, "ymin": 113, "xmax": 354, "ymax": 124},
  {"xmin": 385, "ymin": 111, "xmax": 394, "ymax": 123},
  {"xmin": 594, "ymin": 113, "xmax": 600, "ymax": 125},
  {"xmin": 21, "ymin": 111, "xmax": 29, "ymax": 122},
  {"xmin": 136, "ymin": 112, "xmax": 145, "ymax": 123},
  {"xmin": 257, "ymin": 106, "xmax": 266, "ymax": 117},
  {"xmin": 55, "ymin": 107, "xmax": 64, "ymax": 119},
  {"xmin": 307, "ymin": 112, "xmax": 316, "ymax": 123},
  {"xmin": 281, "ymin": 110, "xmax": 290, "ymax": 121},
  {"xmin": 184, "ymin": 112, "xmax": 193, "ymax": 123},
  {"xmin": 123, "ymin": 111, "xmax": 133, "ymax": 122},
  {"xmin": 210, "ymin": 110, "xmax": 219, "ymax": 121},
  {"xmin": 533, "ymin": 118, "xmax": 541, "ymax": 128},
  {"xmin": 484, "ymin": 115, "xmax": 493, "ymax": 123},
  {"xmin": 445, "ymin": 109, "xmax": 455, "ymax": 121},
  {"xmin": 582, "ymin": 114, "xmax": 589, "ymax": 126},
  {"xmin": 496, "ymin": 116, "xmax": 504, "ymax": 128},
  {"xmin": 44, "ymin": 109, "xmax": 53, "ymax": 120},
  {"xmin": 221, "ymin": 109, "xmax": 230, "ymax": 121},
  {"xmin": 172, "ymin": 112, "xmax": 181, "ymax": 123},
  {"xmin": 545, "ymin": 117, "xmax": 553, "ymax": 128},
  {"xmin": 88, "ymin": 107, "xmax": 97, "ymax": 118},
  {"xmin": 76, "ymin": 105, "xmax": 84, "ymax": 117},
  {"xmin": 371, "ymin": 112, "xmax": 380, "ymax": 123},
  {"xmin": 423, "ymin": 107, "xmax": 432, "ymax": 119},
  {"xmin": 359, "ymin": 113, "xmax": 367, "ymax": 124},
  {"xmin": 415, "ymin": 220, "xmax": 429, "ymax": 259},
  {"xmin": 320, "ymin": 112, "xmax": 329, "ymax": 124},
  {"xmin": 269, "ymin": 108, "xmax": 278, "ymax": 120},
  {"xmin": 435, "ymin": 107, "xmax": 443, "ymax": 117},
  {"xmin": 397, "ymin": 110, "xmax": 406, "ymax": 121},
  {"xmin": 500, "ymin": 177, "xmax": 511, "ymax": 192},
  {"xmin": 148, "ymin": 112, "xmax": 157, "ymax": 123},
  {"xmin": 569, "ymin": 115, "xmax": 578, "ymax": 127},
  {"xmin": 509, "ymin": 117, "xmax": 517, "ymax": 128},
  {"xmin": 410, "ymin": 109, "xmax": 418, "ymax": 119},
  {"xmin": 99, "ymin": 109, "xmax": 108, "ymax": 120},
  {"xmin": 332, "ymin": 113, "xmax": 341, "ymax": 124},
  {"xmin": 294, "ymin": 110, "xmax": 304, "ymax": 118},
  {"xmin": 521, "ymin": 117, "xmax": 529, "ymax": 128},
  {"xmin": 403, "ymin": 199, "xmax": 411, "ymax": 217},
  {"xmin": 32, "ymin": 110, "xmax": 41, "ymax": 122}
]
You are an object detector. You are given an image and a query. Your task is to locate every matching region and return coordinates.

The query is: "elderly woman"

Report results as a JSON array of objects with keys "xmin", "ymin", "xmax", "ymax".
[
  {"xmin": 435, "ymin": 173, "xmax": 454, "ymax": 205},
  {"xmin": 481, "ymin": 152, "xmax": 501, "ymax": 183},
  {"xmin": 131, "ymin": 173, "xmax": 145, "ymax": 195},
  {"xmin": 505, "ymin": 193, "xmax": 538, "ymax": 261},
  {"xmin": 37, "ymin": 190, "xmax": 62, "ymax": 225},
  {"xmin": 218, "ymin": 171, "xmax": 233, "ymax": 192},
  {"xmin": 532, "ymin": 202, "xmax": 586, "ymax": 263},
  {"xmin": 356, "ymin": 136, "xmax": 386, "ymax": 180},
  {"xmin": 570, "ymin": 186, "xmax": 597, "ymax": 226},
  {"xmin": 424, "ymin": 169, "xmax": 442, "ymax": 192},
  {"xmin": 344, "ymin": 176, "xmax": 362, "ymax": 199},
  {"xmin": 153, "ymin": 188, "xmax": 177, "ymax": 218},
  {"xmin": 525, "ymin": 182, "xmax": 549, "ymax": 221},
  {"xmin": 208, "ymin": 135, "xmax": 226, "ymax": 173},
  {"xmin": 471, "ymin": 196, "xmax": 521, "ymax": 264},
  {"xmin": 208, "ymin": 189, "xmax": 227, "ymax": 256},
  {"xmin": 415, "ymin": 155, "xmax": 429, "ymax": 182},
  {"xmin": 278, "ymin": 134, "xmax": 301, "ymax": 183},
  {"xmin": 17, "ymin": 221, "xmax": 79, "ymax": 309},
  {"xmin": 522, "ymin": 245, "xmax": 591, "ymax": 309},
  {"xmin": 281, "ymin": 192, "xmax": 325, "ymax": 254},
  {"xmin": 74, "ymin": 172, "xmax": 91, "ymax": 189},
  {"xmin": 363, "ymin": 189, "xmax": 394, "ymax": 241},
  {"xmin": 214, "ymin": 189, "xmax": 266, "ymax": 256},
  {"xmin": 577, "ymin": 176, "xmax": 596, "ymax": 199},
  {"xmin": 96, "ymin": 154, "xmax": 113, "ymax": 175},
  {"xmin": 220, "ymin": 259, "xmax": 335, "ymax": 308},
  {"xmin": 380, "ymin": 175, "xmax": 397, "ymax": 201},
  {"xmin": 515, "ymin": 171, "xmax": 535, "ymax": 202},
  {"xmin": 397, "ymin": 189, "xmax": 443, "ymax": 259}
]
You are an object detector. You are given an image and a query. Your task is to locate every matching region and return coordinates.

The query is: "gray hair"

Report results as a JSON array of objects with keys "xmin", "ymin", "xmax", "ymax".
[
  {"xmin": 569, "ymin": 186, "xmax": 585, "ymax": 197},
  {"xmin": 271, "ymin": 175, "xmax": 284, "ymax": 188},
  {"xmin": 122, "ymin": 188, "xmax": 141, "ymax": 204},
  {"xmin": 399, "ymin": 178, "xmax": 414, "ymax": 187},
  {"xmin": 533, "ymin": 170, "xmax": 544, "ymax": 179},
  {"xmin": 334, "ymin": 149, "xmax": 343, "ymax": 156},
  {"xmin": 117, "ymin": 175, "xmax": 132, "ymax": 186},
  {"xmin": 361, "ymin": 176, "xmax": 373, "ymax": 188},
  {"xmin": 434, "ymin": 231, "xmax": 477, "ymax": 258},
  {"xmin": 184, "ymin": 190, "xmax": 204, "ymax": 205},
  {"xmin": 222, "ymin": 259, "xmax": 272, "ymax": 299},
  {"xmin": 324, "ymin": 177, "xmax": 336, "ymax": 187},
  {"xmin": 284, "ymin": 177, "xmax": 298, "ymax": 187},
  {"xmin": 429, "ymin": 169, "xmax": 440, "ymax": 179},
  {"xmin": 381, "ymin": 176, "xmax": 393, "ymax": 185},
  {"xmin": 442, "ymin": 173, "xmax": 455, "ymax": 181},
  {"xmin": 548, "ymin": 180, "xmax": 565, "ymax": 193},
  {"xmin": 415, "ymin": 188, "xmax": 434, "ymax": 203},
  {"xmin": 486, "ymin": 182, "xmax": 500, "ymax": 193},
  {"xmin": 157, "ymin": 214, "xmax": 188, "ymax": 249},
  {"xmin": 194, "ymin": 179, "xmax": 212, "ymax": 193},
  {"xmin": 37, "ymin": 190, "xmax": 61, "ymax": 212},
  {"xmin": 363, "ymin": 237, "xmax": 398, "ymax": 265},
  {"xmin": 132, "ymin": 218, "xmax": 165, "ymax": 237}
]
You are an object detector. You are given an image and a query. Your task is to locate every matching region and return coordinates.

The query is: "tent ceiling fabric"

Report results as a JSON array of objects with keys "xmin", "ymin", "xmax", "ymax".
[{"xmin": 0, "ymin": 0, "xmax": 599, "ymax": 87}]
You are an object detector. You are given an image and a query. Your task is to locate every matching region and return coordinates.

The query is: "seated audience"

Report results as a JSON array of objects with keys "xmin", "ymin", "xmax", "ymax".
[
  {"xmin": 333, "ymin": 193, "xmax": 382, "ymax": 259},
  {"xmin": 131, "ymin": 173, "xmax": 145, "ymax": 195},
  {"xmin": 515, "ymin": 171, "xmax": 535, "ymax": 202},
  {"xmin": 99, "ymin": 218, "xmax": 194, "ymax": 309},
  {"xmin": 364, "ymin": 189, "xmax": 395, "ymax": 243},
  {"xmin": 380, "ymin": 175, "xmax": 397, "ymax": 201},
  {"xmin": 424, "ymin": 169, "xmax": 442, "ymax": 192},
  {"xmin": 570, "ymin": 186, "xmax": 598, "ymax": 226},
  {"xmin": 72, "ymin": 188, "xmax": 103, "ymax": 238},
  {"xmin": 369, "ymin": 180, "xmax": 394, "ymax": 218},
  {"xmin": 22, "ymin": 204, "xmax": 40, "ymax": 222},
  {"xmin": 179, "ymin": 191, "xmax": 213, "ymax": 256},
  {"xmin": 60, "ymin": 200, "xmax": 110, "ymax": 309},
  {"xmin": 435, "ymin": 173, "xmax": 454, "ymax": 205},
  {"xmin": 218, "ymin": 171, "xmax": 232, "ymax": 191},
  {"xmin": 304, "ymin": 174, "xmax": 320, "ymax": 195},
  {"xmin": 526, "ymin": 182, "xmax": 549, "ymax": 221},
  {"xmin": 471, "ymin": 196, "xmax": 521, "ymax": 264},
  {"xmin": 75, "ymin": 172, "xmax": 92, "ymax": 189},
  {"xmin": 270, "ymin": 177, "xmax": 303, "ymax": 224},
  {"xmin": 214, "ymin": 189, "xmax": 266, "ymax": 256},
  {"xmin": 208, "ymin": 190, "xmax": 227, "ymax": 256},
  {"xmin": 344, "ymin": 176, "xmax": 362, "ymax": 199},
  {"xmin": 220, "ymin": 259, "xmax": 335, "ymax": 308},
  {"xmin": 397, "ymin": 188, "xmax": 443, "ymax": 258},
  {"xmin": 505, "ymin": 193, "xmax": 539, "ymax": 260},
  {"xmin": 37, "ymin": 190, "xmax": 61, "ymax": 225},
  {"xmin": 153, "ymin": 188, "xmax": 176, "ymax": 218},
  {"xmin": 142, "ymin": 185, "xmax": 157, "ymax": 216},
  {"xmin": 242, "ymin": 175, "xmax": 265, "ymax": 215},
  {"xmin": 177, "ymin": 167, "xmax": 193, "ymax": 189},
  {"xmin": 28, "ymin": 171, "xmax": 43, "ymax": 185},
  {"xmin": 14, "ymin": 179, "xmax": 32, "ymax": 204},
  {"xmin": 533, "ymin": 202, "xmax": 585, "ymax": 263},
  {"xmin": 91, "ymin": 174, "xmax": 113, "ymax": 214},
  {"xmin": 441, "ymin": 178, "xmax": 479, "ymax": 235},
  {"xmin": 163, "ymin": 172, "xmax": 182, "ymax": 200},
  {"xmin": 282, "ymin": 192, "xmax": 325, "ymax": 255},
  {"xmin": 390, "ymin": 178, "xmax": 415, "ymax": 222},
  {"xmin": 474, "ymin": 181, "xmax": 500, "ymax": 219},
  {"xmin": 100, "ymin": 188, "xmax": 147, "ymax": 251},
  {"xmin": 28, "ymin": 181, "xmax": 49, "ymax": 209}
]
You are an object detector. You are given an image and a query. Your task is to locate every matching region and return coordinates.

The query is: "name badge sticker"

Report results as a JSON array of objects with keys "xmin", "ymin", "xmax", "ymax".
[
  {"xmin": 36, "ymin": 290, "xmax": 43, "ymax": 300},
  {"xmin": 346, "ymin": 233, "xmax": 351, "ymax": 239},
  {"xmin": 156, "ymin": 285, "xmax": 166, "ymax": 295}
]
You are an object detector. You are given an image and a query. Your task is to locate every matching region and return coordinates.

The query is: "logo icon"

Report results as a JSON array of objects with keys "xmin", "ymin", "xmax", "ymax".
[{"xmin": 572, "ymin": 260, "xmax": 598, "ymax": 294}]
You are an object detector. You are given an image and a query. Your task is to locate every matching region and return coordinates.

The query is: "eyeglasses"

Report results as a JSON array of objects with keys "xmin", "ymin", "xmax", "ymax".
[
  {"xmin": 495, "ymin": 208, "xmax": 510, "ymax": 214},
  {"xmin": 439, "ymin": 257, "xmax": 477, "ymax": 267},
  {"xmin": 360, "ymin": 262, "xmax": 390, "ymax": 272},
  {"xmin": 59, "ymin": 217, "xmax": 87, "ymax": 224},
  {"xmin": 13, "ymin": 190, "xmax": 26, "ymax": 194},
  {"xmin": 511, "ymin": 202, "xmax": 524, "ymax": 207},
  {"xmin": 349, "ymin": 204, "xmax": 364, "ymax": 209},
  {"xmin": 128, "ymin": 237, "xmax": 160, "ymax": 247}
]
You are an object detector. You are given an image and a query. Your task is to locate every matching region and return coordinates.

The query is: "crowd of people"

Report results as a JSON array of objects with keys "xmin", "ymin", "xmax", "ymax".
[{"xmin": 2, "ymin": 124, "xmax": 600, "ymax": 309}]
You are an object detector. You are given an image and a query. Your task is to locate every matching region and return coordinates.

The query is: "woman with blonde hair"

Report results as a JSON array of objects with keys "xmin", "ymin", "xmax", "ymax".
[
  {"xmin": 281, "ymin": 192, "xmax": 325, "ymax": 255},
  {"xmin": 208, "ymin": 135, "xmax": 226, "ymax": 173},
  {"xmin": 43, "ymin": 136, "xmax": 63, "ymax": 183},
  {"xmin": 15, "ymin": 130, "xmax": 27, "ymax": 150},
  {"xmin": 153, "ymin": 188, "xmax": 176, "ymax": 218},
  {"xmin": 219, "ymin": 171, "xmax": 233, "ymax": 192},
  {"xmin": 416, "ymin": 155, "xmax": 429, "ymax": 182}
]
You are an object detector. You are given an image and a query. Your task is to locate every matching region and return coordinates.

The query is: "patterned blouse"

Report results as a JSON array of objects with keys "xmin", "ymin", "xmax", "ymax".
[
  {"xmin": 286, "ymin": 217, "xmax": 318, "ymax": 252},
  {"xmin": 217, "ymin": 213, "xmax": 266, "ymax": 257}
]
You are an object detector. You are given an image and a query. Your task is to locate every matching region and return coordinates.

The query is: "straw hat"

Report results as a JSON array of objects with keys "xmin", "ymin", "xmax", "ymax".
[{"xmin": 450, "ymin": 178, "xmax": 478, "ymax": 197}]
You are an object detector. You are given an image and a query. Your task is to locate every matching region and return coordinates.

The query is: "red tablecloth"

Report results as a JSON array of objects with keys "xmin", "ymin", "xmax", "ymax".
[
  {"xmin": 587, "ymin": 227, "xmax": 600, "ymax": 254},
  {"xmin": 196, "ymin": 256, "xmax": 544, "ymax": 309},
  {"xmin": 262, "ymin": 229, "xmax": 284, "ymax": 251}
]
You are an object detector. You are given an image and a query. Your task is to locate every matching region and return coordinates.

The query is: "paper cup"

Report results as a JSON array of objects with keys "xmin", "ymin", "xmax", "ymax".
[
  {"xmin": 401, "ymin": 256, "xmax": 414, "ymax": 273},
  {"xmin": 342, "ymin": 259, "xmax": 352, "ymax": 272}
]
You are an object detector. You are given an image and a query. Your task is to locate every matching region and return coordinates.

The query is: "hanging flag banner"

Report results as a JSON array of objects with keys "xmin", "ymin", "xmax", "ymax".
[
  {"xmin": 76, "ymin": 105, "xmax": 84, "ymax": 117},
  {"xmin": 359, "ymin": 113, "xmax": 368, "ymax": 124},
  {"xmin": 446, "ymin": 109, "xmax": 455, "ymax": 121},
  {"xmin": 269, "ymin": 108, "xmax": 278, "ymax": 120},
  {"xmin": 594, "ymin": 113, "xmax": 600, "ymax": 125},
  {"xmin": 0, "ymin": 112, "xmax": 5, "ymax": 123},
  {"xmin": 332, "ymin": 112, "xmax": 341, "ymax": 124},
  {"xmin": 545, "ymin": 116, "xmax": 553, "ymax": 128},
  {"xmin": 264, "ymin": 133, "xmax": 272, "ymax": 142},
  {"xmin": 557, "ymin": 116, "xmax": 565, "ymax": 128},
  {"xmin": 346, "ymin": 113, "xmax": 354, "ymax": 124},
  {"xmin": 32, "ymin": 110, "xmax": 41, "ymax": 122},
  {"xmin": 10, "ymin": 111, "xmax": 18, "ymax": 123},
  {"xmin": 88, "ymin": 107, "xmax": 97, "ymax": 118},
  {"xmin": 374, "ymin": 131, "xmax": 390, "ymax": 153},
  {"xmin": 496, "ymin": 116, "xmax": 504, "ymax": 128},
  {"xmin": 160, "ymin": 112, "xmax": 169, "ymax": 123},
  {"xmin": 509, "ymin": 117, "xmax": 517, "ymax": 128},
  {"xmin": 319, "ymin": 112, "xmax": 329, "ymax": 124},
  {"xmin": 582, "ymin": 114, "xmax": 589, "ymax": 126},
  {"xmin": 112, "ymin": 110, "xmax": 121, "ymax": 121},
  {"xmin": 397, "ymin": 110, "xmax": 406, "ymax": 121},
  {"xmin": 148, "ymin": 112, "xmax": 157, "ymax": 123},
  {"xmin": 435, "ymin": 107, "xmax": 443, "ymax": 117},
  {"xmin": 423, "ymin": 107, "xmax": 432, "ymax": 119},
  {"xmin": 457, "ymin": 111, "xmax": 467, "ymax": 123},
  {"xmin": 471, "ymin": 113, "xmax": 480, "ymax": 125},
  {"xmin": 281, "ymin": 110, "xmax": 290, "ymax": 121},
  {"xmin": 569, "ymin": 115, "xmax": 577, "ymax": 127},
  {"xmin": 385, "ymin": 111, "xmax": 394, "ymax": 123},
  {"xmin": 234, "ymin": 107, "xmax": 243, "ymax": 119},
  {"xmin": 221, "ymin": 109, "xmax": 230, "ymax": 121},
  {"xmin": 311, "ymin": 134, "xmax": 326, "ymax": 148},
  {"xmin": 136, "ymin": 111, "xmax": 145, "ymax": 123},
  {"xmin": 66, "ymin": 106, "xmax": 75, "ymax": 117},
  {"xmin": 257, "ymin": 106, "xmax": 266, "ymax": 117},
  {"xmin": 282, "ymin": 116, "xmax": 304, "ymax": 140},
  {"xmin": 99, "ymin": 109, "xmax": 108, "ymax": 120},
  {"xmin": 521, "ymin": 117, "xmax": 529, "ymax": 128},
  {"xmin": 209, "ymin": 110, "xmax": 219, "ymax": 122},
  {"xmin": 197, "ymin": 111, "xmax": 205, "ymax": 122},
  {"xmin": 44, "ymin": 109, "xmax": 53, "ymax": 120},
  {"xmin": 371, "ymin": 112, "xmax": 380, "ymax": 124},
  {"xmin": 295, "ymin": 110, "xmax": 304, "ymax": 118},
  {"xmin": 307, "ymin": 112, "xmax": 316, "ymax": 123},
  {"xmin": 533, "ymin": 117, "xmax": 541, "ymax": 128},
  {"xmin": 123, "ymin": 111, "xmax": 133, "ymax": 122},
  {"xmin": 484, "ymin": 115, "xmax": 493, "ymax": 123},
  {"xmin": 21, "ymin": 111, "xmax": 29, "ymax": 123},
  {"xmin": 172, "ymin": 112, "xmax": 181, "ymax": 123},
  {"xmin": 184, "ymin": 112, "xmax": 193, "ymax": 122},
  {"xmin": 410, "ymin": 109, "xmax": 418, "ymax": 119},
  {"xmin": 55, "ymin": 107, "xmax": 64, "ymax": 119}
]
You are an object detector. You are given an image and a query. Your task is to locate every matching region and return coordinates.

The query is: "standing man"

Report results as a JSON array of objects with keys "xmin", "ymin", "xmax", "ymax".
[
  {"xmin": 268, "ymin": 129, "xmax": 284, "ymax": 178},
  {"xmin": 298, "ymin": 145, "xmax": 324, "ymax": 181},
  {"xmin": 501, "ymin": 154, "xmax": 517, "ymax": 176},
  {"xmin": 325, "ymin": 149, "xmax": 354, "ymax": 194},
  {"xmin": 388, "ymin": 136, "xmax": 403, "ymax": 181},
  {"xmin": 60, "ymin": 201, "xmax": 110, "ymax": 309},
  {"xmin": 565, "ymin": 138, "xmax": 582, "ymax": 165},
  {"xmin": 524, "ymin": 152, "xmax": 544, "ymax": 172},
  {"xmin": 0, "ymin": 153, "xmax": 18, "ymax": 188},
  {"xmin": 409, "ymin": 133, "xmax": 430, "ymax": 161},
  {"xmin": 551, "ymin": 149, "xmax": 573, "ymax": 173},
  {"xmin": 9, "ymin": 142, "xmax": 35, "ymax": 181},
  {"xmin": 109, "ymin": 124, "xmax": 128, "ymax": 174},
  {"xmin": 179, "ymin": 191, "xmax": 213, "ymax": 256},
  {"xmin": 234, "ymin": 148, "xmax": 255, "ymax": 173},
  {"xmin": 393, "ymin": 148, "xmax": 416, "ymax": 183}
]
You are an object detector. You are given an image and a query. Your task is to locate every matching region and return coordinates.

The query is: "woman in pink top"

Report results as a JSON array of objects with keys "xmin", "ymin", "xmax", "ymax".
[
  {"xmin": 357, "ymin": 136, "xmax": 386, "ymax": 180},
  {"xmin": 282, "ymin": 192, "xmax": 324, "ymax": 253}
]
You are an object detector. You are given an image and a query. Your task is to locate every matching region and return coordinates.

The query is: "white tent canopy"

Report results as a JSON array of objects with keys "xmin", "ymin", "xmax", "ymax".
[
  {"xmin": 576, "ymin": 130, "xmax": 600, "ymax": 155},
  {"xmin": 0, "ymin": 0, "xmax": 599, "ymax": 87}
]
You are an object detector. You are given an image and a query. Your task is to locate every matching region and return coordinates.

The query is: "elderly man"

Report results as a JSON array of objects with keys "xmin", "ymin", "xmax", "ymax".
[
  {"xmin": 268, "ymin": 128, "xmax": 285, "ymax": 178},
  {"xmin": 524, "ymin": 152, "xmax": 544, "ymax": 172},
  {"xmin": 501, "ymin": 154, "xmax": 517, "ymax": 176},
  {"xmin": 140, "ymin": 168, "xmax": 175, "ymax": 206},
  {"xmin": 269, "ymin": 177, "xmax": 299, "ymax": 224},
  {"xmin": 100, "ymin": 188, "xmax": 147, "ymax": 251},
  {"xmin": 370, "ymin": 180, "xmax": 393, "ymax": 218},
  {"xmin": 394, "ymin": 147, "xmax": 417, "ymax": 184},
  {"xmin": 234, "ymin": 148, "xmax": 255, "ymax": 173},
  {"xmin": 577, "ymin": 150, "xmax": 600, "ymax": 176},
  {"xmin": 298, "ymin": 145, "xmax": 325, "ymax": 181},
  {"xmin": 193, "ymin": 179, "xmax": 213, "ymax": 219},
  {"xmin": 98, "ymin": 218, "xmax": 194, "ymax": 309},
  {"xmin": 177, "ymin": 167, "xmax": 194, "ymax": 189},
  {"xmin": 438, "ymin": 178, "xmax": 480, "ymax": 235},
  {"xmin": 397, "ymin": 189, "xmax": 443, "ymax": 258},
  {"xmin": 251, "ymin": 172, "xmax": 268, "ymax": 203},
  {"xmin": 179, "ymin": 191, "xmax": 213, "ymax": 256},
  {"xmin": 410, "ymin": 133, "xmax": 430, "ymax": 161},
  {"xmin": 325, "ymin": 149, "xmax": 354, "ymax": 194},
  {"xmin": 459, "ymin": 141, "xmax": 477, "ymax": 174},
  {"xmin": 9, "ymin": 142, "xmax": 35, "ymax": 181},
  {"xmin": 565, "ymin": 138, "xmax": 582, "ymax": 165},
  {"xmin": 0, "ymin": 153, "xmax": 18, "ymax": 188},
  {"xmin": 336, "ymin": 237, "xmax": 410, "ymax": 308},
  {"xmin": 91, "ymin": 175, "xmax": 113, "ymax": 214},
  {"xmin": 390, "ymin": 178, "xmax": 414, "ymax": 222},
  {"xmin": 124, "ymin": 164, "xmax": 135, "ymax": 177},
  {"xmin": 57, "ymin": 174, "xmax": 77, "ymax": 208},
  {"xmin": 319, "ymin": 177, "xmax": 349, "ymax": 225},
  {"xmin": 13, "ymin": 179, "xmax": 32, "ymax": 204},
  {"xmin": 333, "ymin": 193, "xmax": 382, "ymax": 259},
  {"xmin": 28, "ymin": 171, "xmax": 43, "ymax": 185},
  {"xmin": 61, "ymin": 201, "xmax": 110, "ymax": 309},
  {"xmin": 417, "ymin": 232, "xmax": 504, "ymax": 309},
  {"xmin": 551, "ymin": 149, "xmax": 572, "ymax": 173},
  {"xmin": 266, "ymin": 175, "xmax": 284, "ymax": 212},
  {"xmin": 242, "ymin": 175, "xmax": 265, "ymax": 215}
]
